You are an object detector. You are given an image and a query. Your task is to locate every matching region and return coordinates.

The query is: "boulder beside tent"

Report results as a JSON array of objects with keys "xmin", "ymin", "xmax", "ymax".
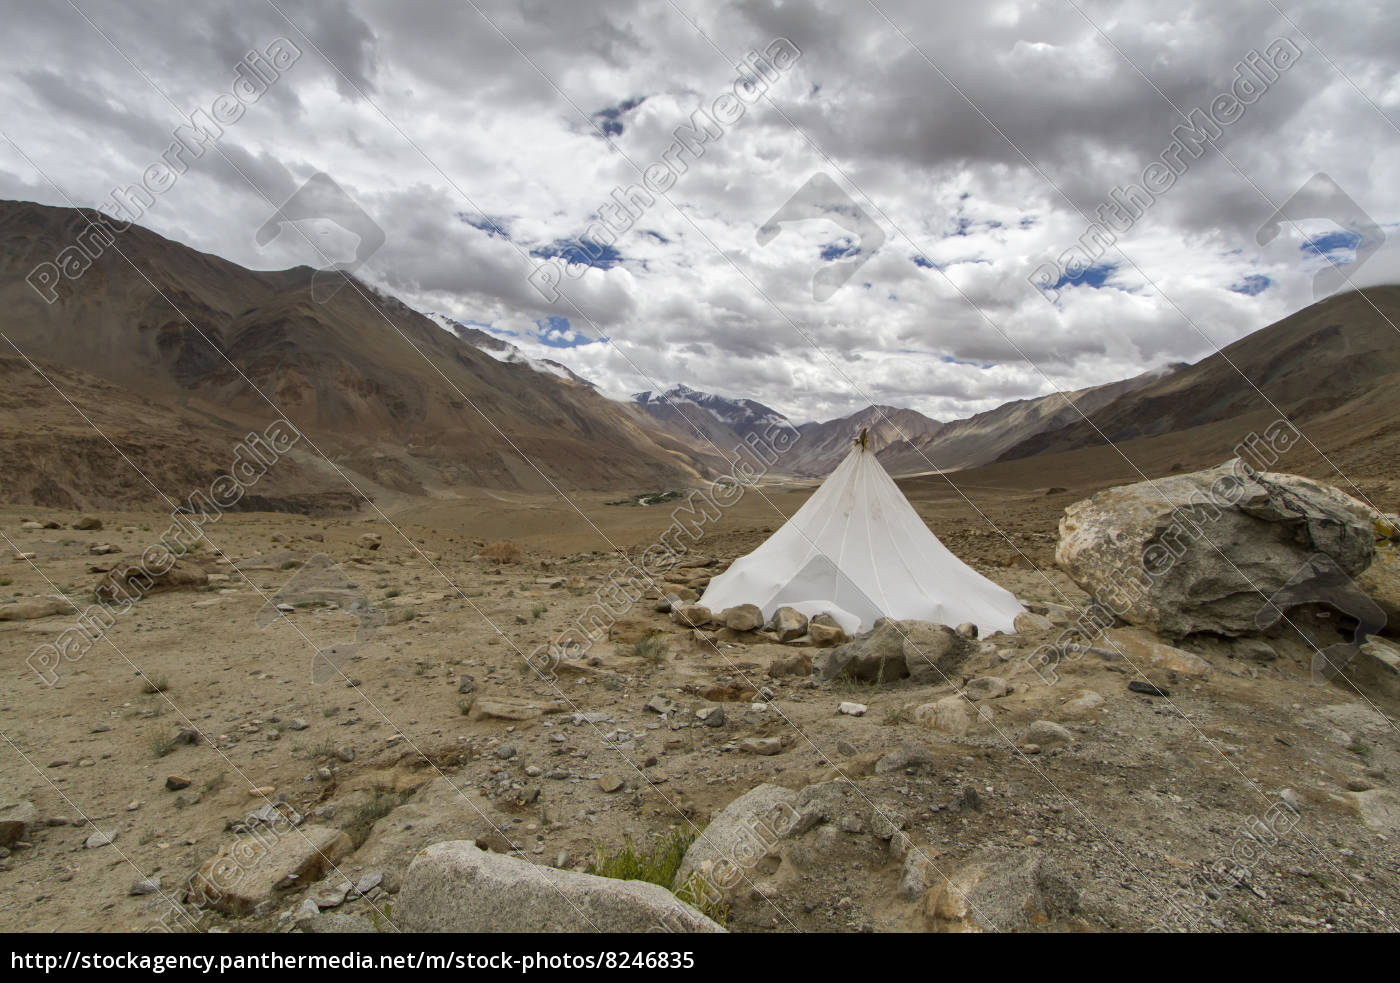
[{"xmin": 700, "ymin": 432, "xmax": 1023, "ymax": 636}]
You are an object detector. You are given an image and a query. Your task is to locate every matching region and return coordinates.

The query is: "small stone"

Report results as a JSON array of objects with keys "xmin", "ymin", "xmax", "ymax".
[
  {"xmin": 875, "ymin": 742, "xmax": 935, "ymax": 775},
  {"xmin": 837, "ymin": 701, "xmax": 867, "ymax": 717},
  {"xmin": 1064, "ymin": 690, "xmax": 1105, "ymax": 713},
  {"xmin": 1014, "ymin": 611, "xmax": 1053, "ymax": 632},
  {"xmin": 671, "ymin": 604, "xmax": 712, "ymax": 628},
  {"xmin": 955, "ymin": 622, "xmax": 979, "ymax": 639},
  {"xmin": 129, "ymin": 877, "xmax": 161, "ymax": 896},
  {"xmin": 495, "ymin": 745, "xmax": 516, "ymax": 760},
  {"xmin": 964, "ymin": 676, "xmax": 1007, "ymax": 701},
  {"xmin": 740, "ymin": 738, "xmax": 783, "ymax": 756},
  {"xmin": 767, "ymin": 606, "xmax": 809, "ymax": 642},
  {"xmin": 696, "ymin": 706, "xmax": 726, "ymax": 727},
  {"xmin": 1024, "ymin": 720, "xmax": 1073, "ymax": 748},
  {"xmin": 336, "ymin": 746, "xmax": 355, "ymax": 762},
  {"xmin": 644, "ymin": 695, "xmax": 676, "ymax": 716},
  {"xmin": 721, "ymin": 604, "xmax": 764, "ymax": 632},
  {"xmin": 808, "ymin": 614, "xmax": 847, "ymax": 647},
  {"xmin": 288, "ymin": 718, "xmax": 309, "ymax": 731},
  {"xmin": 598, "ymin": 775, "xmax": 625, "ymax": 793},
  {"xmin": 85, "ymin": 830, "xmax": 116, "ymax": 849}
]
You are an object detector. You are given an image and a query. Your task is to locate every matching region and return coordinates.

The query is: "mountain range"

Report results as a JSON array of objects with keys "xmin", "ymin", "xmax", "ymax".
[{"xmin": 1, "ymin": 197, "xmax": 1397, "ymax": 511}]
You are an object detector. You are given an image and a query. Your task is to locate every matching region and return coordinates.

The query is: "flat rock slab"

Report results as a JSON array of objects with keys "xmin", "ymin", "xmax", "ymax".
[
  {"xmin": 1094, "ymin": 628, "xmax": 1211, "ymax": 675},
  {"xmin": 188, "ymin": 824, "xmax": 352, "ymax": 916},
  {"xmin": 396, "ymin": 840, "xmax": 723, "ymax": 933}
]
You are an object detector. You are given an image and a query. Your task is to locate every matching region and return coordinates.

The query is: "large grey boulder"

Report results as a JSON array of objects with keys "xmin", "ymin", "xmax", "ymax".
[
  {"xmin": 814, "ymin": 619, "xmax": 908, "ymax": 683},
  {"xmin": 900, "ymin": 621, "xmax": 969, "ymax": 684},
  {"xmin": 675, "ymin": 784, "xmax": 799, "ymax": 904},
  {"xmin": 815, "ymin": 619, "xmax": 966, "ymax": 684},
  {"xmin": 397, "ymin": 841, "xmax": 723, "ymax": 933},
  {"xmin": 1056, "ymin": 462, "xmax": 1381, "ymax": 638},
  {"xmin": 347, "ymin": 777, "xmax": 497, "ymax": 889},
  {"xmin": 925, "ymin": 849, "xmax": 1079, "ymax": 932}
]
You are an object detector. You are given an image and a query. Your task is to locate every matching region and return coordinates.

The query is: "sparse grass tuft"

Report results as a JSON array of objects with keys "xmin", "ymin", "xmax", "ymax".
[
  {"xmin": 882, "ymin": 703, "xmax": 912, "ymax": 726},
  {"xmin": 531, "ymin": 603, "xmax": 546, "ymax": 620},
  {"xmin": 141, "ymin": 674, "xmax": 169, "ymax": 694},
  {"xmin": 342, "ymin": 790, "xmax": 403, "ymax": 846},
  {"xmin": 630, "ymin": 635, "xmax": 669, "ymax": 666},
  {"xmin": 147, "ymin": 727, "xmax": 178, "ymax": 758},
  {"xmin": 588, "ymin": 830, "xmax": 726, "ymax": 924},
  {"xmin": 480, "ymin": 540, "xmax": 522, "ymax": 563}
]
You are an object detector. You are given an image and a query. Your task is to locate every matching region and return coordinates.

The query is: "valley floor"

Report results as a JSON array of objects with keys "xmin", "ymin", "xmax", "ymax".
[{"xmin": 0, "ymin": 461, "xmax": 1397, "ymax": 933}]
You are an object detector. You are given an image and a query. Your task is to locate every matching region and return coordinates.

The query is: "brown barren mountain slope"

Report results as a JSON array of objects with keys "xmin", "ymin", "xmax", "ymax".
[
  {"xmin": 998, "ymin": 286, "xmax": 1400, "ymax": 464},
  {"xmin": 0, "ymin": 200, "xmax": 698, "ymax": 507}
]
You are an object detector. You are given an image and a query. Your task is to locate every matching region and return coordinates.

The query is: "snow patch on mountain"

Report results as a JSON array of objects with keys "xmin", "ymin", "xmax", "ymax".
[
  {"xmin": 426, "ymin": 312, "xmax": 594, "ymax": 387},
  {"xmin": 631, "ymin": 384, "xmax": 789, "ymax": 435}
]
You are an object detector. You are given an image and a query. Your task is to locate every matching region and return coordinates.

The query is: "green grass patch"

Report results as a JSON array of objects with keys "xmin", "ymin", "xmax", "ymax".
[{"xmin": 587, "ymin": 830, "xmax": 727, "ymax": 924}]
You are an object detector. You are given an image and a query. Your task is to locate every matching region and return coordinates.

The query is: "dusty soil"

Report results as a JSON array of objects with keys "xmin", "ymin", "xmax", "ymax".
[{"xmin": 1, "ymin": 453, "xmax": 1397, "ymax": 933}]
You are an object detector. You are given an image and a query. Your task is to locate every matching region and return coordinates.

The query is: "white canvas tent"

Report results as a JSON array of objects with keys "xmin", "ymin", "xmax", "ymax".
[{"xmin": 700, "ymin": 435, "xmax": 1023, "ymax": 636}]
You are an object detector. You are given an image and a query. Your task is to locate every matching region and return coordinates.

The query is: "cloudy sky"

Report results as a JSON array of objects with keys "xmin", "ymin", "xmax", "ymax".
[{"xmin": 3, "ymin": 0, "xmax": 1397, "ymax": 424}]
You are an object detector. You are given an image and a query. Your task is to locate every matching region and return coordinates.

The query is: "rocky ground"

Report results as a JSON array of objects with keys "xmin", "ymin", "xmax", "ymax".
[{"xmin": 0, "ymin": 472, "xmax": 1398, "ymax": 934}]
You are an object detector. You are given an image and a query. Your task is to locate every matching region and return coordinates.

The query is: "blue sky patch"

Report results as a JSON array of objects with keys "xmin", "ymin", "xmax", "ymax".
[
  {"xmin": 820, "ymin": 237, "xmax": 861, "ymax": 261},
  {"xmin": 458, "ymin": 211, "xmax": 510, "ymax": 239},
  {"xmin": 1301, "ymin": 228, "xmax": 1361, "ymax": 260},
  {"xmin": 1230, "ymin": 274, "xmax": 1272, "ymax": 296},
  {"xmin": 1050, "ymin": 262, "xmax": 1117, "ymax": 291},
  {"xmin": 591, "ymin": 96, "xmax": 647, "ymax": 137},
  {"xmin": 530, "ymin": 238, "xmax": 625, "ymax": 270}
]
